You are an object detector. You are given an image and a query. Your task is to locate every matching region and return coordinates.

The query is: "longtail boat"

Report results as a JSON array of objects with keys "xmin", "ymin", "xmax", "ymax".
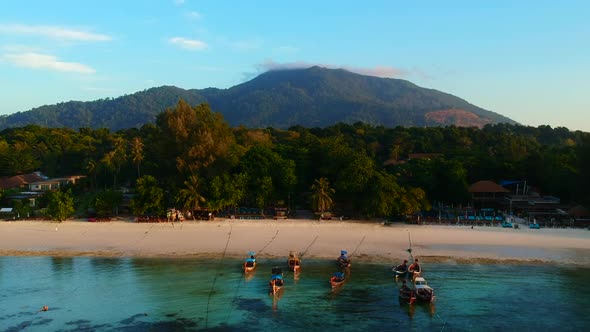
[
  {"xmin": 330, "ymin": 271, "xmax": 346, "ymax": 288},
  {"xmin": 269, "ymin": 267, "xmax": 284, "ymax": 295},
  {"xmin": 337, "ymin": 250, "xmax": 351, "ymax": 270},
  {"xmin": 287, "ymin": 251, "xmax": 301, "ymax": 272},
  {"xmin": 413, "ymin": 276, "xmax": 435, "ymax": 303},
  {"xmin": 243, "ymin": 251, "xmax": 256, "ymax": 273},
  {"xmin": 398, "ymin": 280, "xmax": 416, "ymax": 305},
  {"xmin": 392, "ymin": 259, "xmax": 409, "ymax": 279}
]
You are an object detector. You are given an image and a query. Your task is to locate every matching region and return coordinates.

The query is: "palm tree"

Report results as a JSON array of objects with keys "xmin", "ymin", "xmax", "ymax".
[
  {"xmin": 311, "ymin": 177, "xmax": 335, "ymax": 215},
  {"xmin": 176, "ymin": 175, "xmax": 206, "ymax": 218},
  {"xmin": 84, "ymin": 158, "xmax": 97, "ymax": 190},
  {"xmin": 101, "ymin": 137, "xmax": 127, "ymax": 189},
  {"xmin": 130, "ymin": 136, "xmax": 144, "ymax": 178}
]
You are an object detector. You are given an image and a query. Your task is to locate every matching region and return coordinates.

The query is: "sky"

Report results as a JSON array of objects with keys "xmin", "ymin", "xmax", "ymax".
[{"xmin": 0, "ymin": 0, "xmax": 589, "ymax": 132}]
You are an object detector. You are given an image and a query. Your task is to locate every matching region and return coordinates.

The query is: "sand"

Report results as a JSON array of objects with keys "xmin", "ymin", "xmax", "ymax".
[{"xmin": 1, "ymin": 219, "xmax": 590, "ymax": 266}]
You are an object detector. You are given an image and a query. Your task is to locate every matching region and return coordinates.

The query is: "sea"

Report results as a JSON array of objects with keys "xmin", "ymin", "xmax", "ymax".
[{"xmin": 1, "ymin": 256, "xmax": 589, "ymax": 332}]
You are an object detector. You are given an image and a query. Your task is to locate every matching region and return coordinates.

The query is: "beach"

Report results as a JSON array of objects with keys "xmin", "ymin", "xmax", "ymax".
[{"xmin": 1, "ymin": 219, "xmax": 590, "ymax": 265}]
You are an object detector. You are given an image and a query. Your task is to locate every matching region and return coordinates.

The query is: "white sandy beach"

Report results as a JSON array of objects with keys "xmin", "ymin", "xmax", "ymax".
[{"xmin": 1, "ymin": 219, "xmax": 590, "ymax": 266}]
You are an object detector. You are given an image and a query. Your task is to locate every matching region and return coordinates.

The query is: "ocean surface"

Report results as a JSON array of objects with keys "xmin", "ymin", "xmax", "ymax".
[{"xmin": 1, "ymin": 256, "xmax": 589, "ymax": 331}]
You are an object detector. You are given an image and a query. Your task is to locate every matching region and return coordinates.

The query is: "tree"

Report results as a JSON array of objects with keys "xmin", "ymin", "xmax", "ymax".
[
  {"xmin": 46, "ymin": 190, "xmax": 75, "ymax": 222},
  {"xmin": 237, "ymin": 145, "xmax": 297, "ymax": 207},
  {"xmin": 101, "ymin": 136, "xmax": 127, "ymax": 189},
  {"xmin": 93, "ymin": 189, "xmax": 123, "ymax": 217},
  {"xmin": 311, "ymin": 177, "xmax": 335, "ymax": 214},
  {"xmin": 12, "ymin": 199, "xmax": 31, "ymax": 219},
  {"xmin": 176, "ymin": 175, "xmax": 206, "ymax": 213},
  {"xmin": 130, "ymin": 136, "xmax": 144, "ymax": 178},
  {"xmin": 156, "ymin": 100, "xmax": 235, "ymax": 176},
  {"xmin": 208, "ymin": 172, "xmax": 248, "ymax": 213},
  {"xmin": 130, "ymin": 175, "xmax": 165, "ymax": 216},
  {"xmin": 392, "ymin": 187, "xmax": 430, "ymax": 217},
  {"xmin": 84, "ymin": 158, "xmax": 98, "ymax": 190}
]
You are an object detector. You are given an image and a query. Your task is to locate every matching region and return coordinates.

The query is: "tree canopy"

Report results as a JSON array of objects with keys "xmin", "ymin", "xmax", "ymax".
[{"xmin": 1, "ymin": 106, "xmax": 588, "ymax": 219}]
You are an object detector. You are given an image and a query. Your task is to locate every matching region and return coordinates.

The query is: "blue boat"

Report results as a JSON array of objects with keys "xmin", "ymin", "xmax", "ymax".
[
  {"xmin": 337, "ymin": 250, "xmax": 351, "ymax": 269},
  {"xmin": 529, "ymin": 223, "xmax": 540, "ymax": 229},
  {"xmin": 501, "ymin": 221, "xmax": 513, "ymax": 228},
  {"xmin": 243, "ymin": 251, "xmax": 256, "ymax": 272},
  {"xmin": 269, "ymin": 267, "xmax": 284, "ymax": 294},
  {"xmin": 330, "ymin": 271, "xmax": 346, "ymax": 288}
]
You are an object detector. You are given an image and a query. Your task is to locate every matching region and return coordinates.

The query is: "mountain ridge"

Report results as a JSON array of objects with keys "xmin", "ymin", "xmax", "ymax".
[{"xmin": 0, "ymin": 66, "xmax": 517, "ymax": 130}]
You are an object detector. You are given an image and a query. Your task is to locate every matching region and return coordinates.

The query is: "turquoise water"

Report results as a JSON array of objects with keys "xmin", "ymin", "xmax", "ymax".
[{"xmin": 1, "ymin": 257, "xmax": 589, "ymax": 331}]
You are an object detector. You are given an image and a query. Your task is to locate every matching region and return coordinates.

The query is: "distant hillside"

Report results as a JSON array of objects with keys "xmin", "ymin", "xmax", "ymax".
[{"xmin": 0, "ymin": 67, "xmax": 516, "ymax": 130}]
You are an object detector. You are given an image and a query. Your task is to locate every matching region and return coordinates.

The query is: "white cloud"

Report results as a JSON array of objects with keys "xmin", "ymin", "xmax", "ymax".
[
  {"xmin": 174, "ymin": 0, "xmax": 185, "ymax": 5},
  {"xmin": 257, "ymin": 60, "xmax": 407, "ymax": 78},
  {"xmin": 169, "ymin": 37, "xmax": 207, "ymax": 50},
  {"xmin": 0, "ymin": 23, "xmax": 111, "ymax": 42},
  {"xmin": 186, "ymin": 11, "xmax": 202, "ymax": 20},
  {"xmin": 2, "ymin": 44, "xmax": 40, "ymax": 52},
  {"xmin": 3, "ymin": 52, "xmax": 96, "ymax": 74}
]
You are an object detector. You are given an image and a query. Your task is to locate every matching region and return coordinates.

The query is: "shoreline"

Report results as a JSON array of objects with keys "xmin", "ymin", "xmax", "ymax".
[{"xmin": 1, "ymin": 219, "xmax": 590, "ymax": 266}]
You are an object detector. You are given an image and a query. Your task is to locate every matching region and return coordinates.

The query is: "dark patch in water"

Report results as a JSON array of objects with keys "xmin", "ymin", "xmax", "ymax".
[
  {"xmin": 57, "ymin": 319, "xmax": 112, "ymax": 332},
  {"xmin": 233, "ymin": 297, "xmax": 269, "ymax": 312},
  {"xmin": 165, "ymin": 313, "xmax": 177, "ymax": 317},
  {"xmin": 31, "ymin": 317, "xmax": 53, "ymax": 326},
  {"xmin": 5, "ymin": 320, "xmax": 33, "ymax": 332},
  {"xmin": 119, "ymin": 313, "xmax": 148, "ymax": 324},
  {"xmin": 116, "ymin": 317, "xmax": 200, "ymax": 332},
  {"xmin": 65, "ymin": 319, "xmax": 92, "ymax": 325}
]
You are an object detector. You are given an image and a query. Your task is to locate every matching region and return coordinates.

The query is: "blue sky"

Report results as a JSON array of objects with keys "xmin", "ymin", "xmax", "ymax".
[{"xmin": 1, "ymin": 0, "xmax": 588, "ymax": 131}]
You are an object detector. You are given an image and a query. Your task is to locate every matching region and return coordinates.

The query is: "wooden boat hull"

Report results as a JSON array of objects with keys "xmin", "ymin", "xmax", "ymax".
[
  {"xmin": 415, "ymin": 290, "xmax": 435, "ymax": 303},
  {"xmin": 269, "ymin": 280, "xmax": 284, "ymax": 294},
  {"xmin": 399, "ymin": 290, "xmax": 416, "ymax": 305},
  {"xmin": 330, "ymin": 277, "xmax": 345, "ymax": 288},
  {"xmin": 243, "ymin": 263, "xmax": 256, "ymax": 272},
  {"xmin": 393, "ymin": 269, "xmax": 408, "ymax": 279},
  {"xmin": 288, "ymin": 259, "xmax": 301, "ymax": 272},
  {"xmin": 338, "ymin": 261, "xmax": 351, "ymax": 270}
]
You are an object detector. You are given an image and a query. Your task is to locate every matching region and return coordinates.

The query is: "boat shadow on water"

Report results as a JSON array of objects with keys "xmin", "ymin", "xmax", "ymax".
[{"xmin": 401, "ymin": 301, "xmax": 436, "ymax": 319}]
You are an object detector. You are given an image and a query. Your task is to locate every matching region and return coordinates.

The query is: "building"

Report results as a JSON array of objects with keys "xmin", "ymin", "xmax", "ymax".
[
  {"xmin": 28, "ymin": 176, "xmax": 85, "ymax": 192},
  {"xmin": 468, "ymin": 180, "xmax": 510, "ymax": 210},
  {"xmin": 0, "ymin": 172, "xmax": 46, "ymax": 190}
]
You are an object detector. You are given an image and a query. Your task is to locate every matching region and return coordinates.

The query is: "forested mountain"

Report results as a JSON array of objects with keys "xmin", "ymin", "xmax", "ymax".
[
  {"xmin": 0, "ymin": 67, "xmax": 516, "ymax": 131},
  {"xmin": 0, "ymin": 86, "xmax": 207, "ymax": 131},
  {"xmin": 1, "ymin": 110, "xmax": 588, "ymax": 220}
]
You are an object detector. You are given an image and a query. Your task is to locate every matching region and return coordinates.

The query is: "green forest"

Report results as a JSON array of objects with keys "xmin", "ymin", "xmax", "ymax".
[{"xmin": 1, "ymin": 100, "xmax": 589, "ymax": 220}]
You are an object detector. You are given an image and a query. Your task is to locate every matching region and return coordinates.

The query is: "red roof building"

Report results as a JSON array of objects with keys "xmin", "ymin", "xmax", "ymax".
[
  {"xmin": 0, "ymin": 172, "xmax": 46, "ymax": 190},
  {"xmin": 468, "ymin": 180, "xmax": 510, "ymax": 210}
]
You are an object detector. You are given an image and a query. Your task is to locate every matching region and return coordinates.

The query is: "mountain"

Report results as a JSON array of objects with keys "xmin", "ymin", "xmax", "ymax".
[{"xmin": 0, "ymin": 67, "xmax": 516, "ymax": 131}]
